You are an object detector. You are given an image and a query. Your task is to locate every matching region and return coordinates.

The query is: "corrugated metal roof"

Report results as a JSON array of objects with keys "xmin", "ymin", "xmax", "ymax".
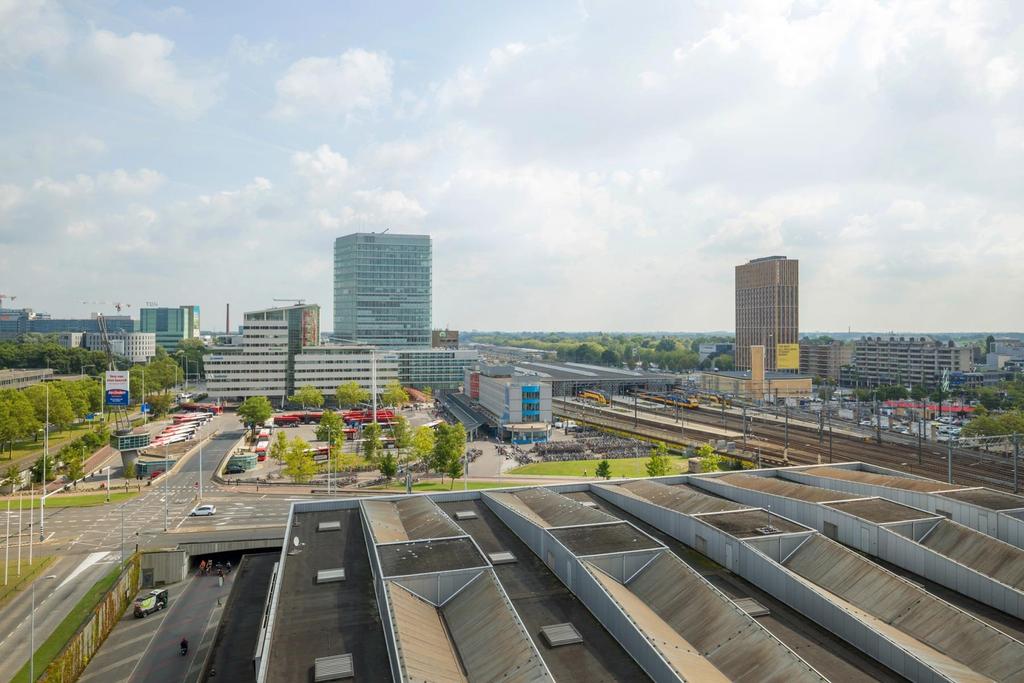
[
  {"xmin": 614, "ymin": 480, "xmax": 747, "ymax": 514},
  {"xmin": 921, "ymin": 520, "xmax": 1024, "ymax": 589},
  {"xmin": 387, "ymin": 582, "xmax": 467, "ymax": 682},
  {"xmin": 808, "ymin": 466, "xmax": 963, "ymax": 492},
  {"xmin": 362, "ymin": 497, "xmax": 464, "ymax": 543},
  {"xmin": 783, "ymin": 535, "xmax": 1024, "ymax": 682},
  {"xmin": 937, "ymin": 487, "xmax": 1024, "ymax": 511},
  {"xmin": 718, "ymin": 473, "xmax": 851, "ymax": 503},
  {"xmin": 825, "ymin": 498, "xmax": 936, "ymax": 523},
  {"xmin": 513, "ymin": 487, "xmax": 617, "ymax": 528},
  {"xmin": 442, "ymin": 571, "xmax": 553, "ymax": 683}
]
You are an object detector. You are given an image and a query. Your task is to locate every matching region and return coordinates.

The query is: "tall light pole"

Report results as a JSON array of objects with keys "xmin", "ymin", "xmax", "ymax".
[
  {"xmin": 120, "ymin": 503, "xmax": 125, "ymax": 568},
  {"xmin": 105, "ymin": 466, "xmax": 111, "ymax": 503},
  {"xmin": 40, "ymin": 383, "xmax": 47, "ymax": 542},
  {"xmin": 30, "ymin": 574, "xmax": 58, "ymax": 682},
  {"xmin": 163, "ymin": 442, "xmax": 169, "ymax": 531},
  {"xmin": 4, "ymin": 497, "xmax": 9, "ymax": 586},
  {"xmin": 198, "ymin": 420, "xmax": 204, "ymax": 502}
]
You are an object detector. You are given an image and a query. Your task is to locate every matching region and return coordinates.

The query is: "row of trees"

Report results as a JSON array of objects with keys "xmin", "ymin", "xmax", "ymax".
[
  {"xmin": 961, "ymin": 410, "xmax": 1024, "ymax": 438},
  {"xmin": 0, "ymin": 378, "xmax": 104, "ymax": 456},
  {"xmin": 289, "ymin": 380, "xmax": 411, "ymax": 410},
  {"xmin": 0, "ymin": 339, "xmax": 111, "ymax": 374}
]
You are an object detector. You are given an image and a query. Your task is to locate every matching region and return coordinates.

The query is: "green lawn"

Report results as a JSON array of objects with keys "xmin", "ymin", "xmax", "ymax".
[
  {"xmin": 1, "ymin": 422, "xmax": 95, "ymax": 461},
  {"xmin": 10, "ymin": 563, "xmax": 125, "ymax": 683},
  {"xmin": 2, "ymin": 491, "xmax": 139, "ymax": 511},
  {"xmin": 369, "ymin": 480, "xmax": 535, "ymax": 492},
  {"xmin": 510, "ymin": 456, "xmax": 690, "ymax": 478},
  {"xmin": 0, "ymin": 557, "xmax": 56, "ymax": 610}
]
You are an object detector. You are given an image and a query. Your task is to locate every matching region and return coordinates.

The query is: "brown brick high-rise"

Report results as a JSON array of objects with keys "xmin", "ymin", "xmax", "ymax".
[{"xmin": 735, "ymin": 256, "xmax": 799, "ymax": 371}]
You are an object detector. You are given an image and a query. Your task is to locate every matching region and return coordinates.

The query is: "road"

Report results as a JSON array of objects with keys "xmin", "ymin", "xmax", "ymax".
[{"xmin": 0, "ymin": 413, "xmax": 252, "ymax": 682}]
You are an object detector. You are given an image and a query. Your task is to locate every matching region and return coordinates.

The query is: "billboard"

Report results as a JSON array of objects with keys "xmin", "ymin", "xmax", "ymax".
[
  {"xmin": 105, "ymin": 370, "xmax": 130, "ymax": 407},
  {"xmin": 776, "ymin": 343, "xmax": 800, "ymax": 370}
]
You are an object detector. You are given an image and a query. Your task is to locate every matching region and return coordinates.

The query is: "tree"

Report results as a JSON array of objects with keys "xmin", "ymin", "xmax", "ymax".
[
  {"xmin": 3, "ymin": 464, "xmax": 21, "ymax": 491},
  {"xmin": 714, "ymin": 354, "xmax": 735, "ymax": 371},
  {"xmin": 316, "ymin": 410, "xmax": 344, "ymax": 444},
  {"xmin": 645, "ymin": 442, "xmax": 672, "ymax": 477},
  {"xmin": 362, "ymin": 422, "xmax": 383, "ymax": 464},
  {"xmin": 237, "ymin": 396, "xmax": 273, "ymax": 434},
  {"xmin": 65, "ymin": 450, "xmax": 84, "ymax": 488},
  {"xmin": 381, "ymin": 381, "xmax": 409, "ymax": 408},
  {"xmin": 695, "ymin": 443, "xmax": 721, "ymax": 473},
  {"xmin": 24, "ymin": 383, "xmax": 74, "ymax": 432},
  {"xmin": 282, "ymin": 437, "xmax": 317, "ymax": 483},
  {"xmin": 378, "ymin": 450, "xmax": 398, "ymax": 482},
  {"xmin": 30, "ymin": 453, "xmax": 56, "ymax": 483},
  {"xmin": 445, "ymin": 450, "xmax": 464, "ymax": 489},
  {"xmin": 595, "ymin": 460, "xmax": 612, "ymax": 480},
  {"xmin": 432, "ymin": 423, "xmax": 466, "ymax": 485},
  {"xmin": 390, "ymin": 416, "xmax": 413, "ymax": 465},
  {"xmin": 0, "ymin": 389, "xmax": 39, "ymax": 455},
  {"xmin": 123, "ymin": 460, "xmax": 136, "ymax": 481},
  {"xmin": 270, "ymin": 430, "xmax": 288, "ymax": 461},
  {"xmin": 422, "ymin": 386, "xmax": 433, "ymax": 401},
  {"xmin": 335, "ymin": 381, "xmax": 369, "ymax": 408},
  {"xmin": 289, "ymin": 385, "xmax": 324, "ymax": 410},
  {"xmin": 910, "ymin": 385, "xmax": 929, "ymax": 402},
  {"xmin": 411, "ymin": 426, "xmax": 436, "ymax": 468},
  {"xmin": 145, "ymin": 392, "xmax": 174, "ymax": 417}
]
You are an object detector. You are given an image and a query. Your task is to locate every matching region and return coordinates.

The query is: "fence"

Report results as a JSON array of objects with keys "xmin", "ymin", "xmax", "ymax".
[{"xmin": 40, "ymin": 553, "xmax": 141, "ymax": 683}]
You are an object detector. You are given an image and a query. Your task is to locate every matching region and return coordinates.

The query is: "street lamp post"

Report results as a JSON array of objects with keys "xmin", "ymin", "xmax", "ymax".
[
  {"xmin": 105, "ymin": 466, "xmax": 111, "ymax": 502},
  {"xmin": 120, "ymin": 503, "xmax": 125, "ymax": 568},
  {"xmin": 30, "ymin": 574, "xmax": 58, "ymax": 682},
  {"xmin": 163, "ymin": 442, "xmax": 169, "ymax": 531},
  {"xmin": 40, "ymin": 383, "xmax": 47, "ymax": 542}
]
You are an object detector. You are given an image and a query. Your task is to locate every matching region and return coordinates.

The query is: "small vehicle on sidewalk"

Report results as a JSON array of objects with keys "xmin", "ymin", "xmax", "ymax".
[
  {"xmin": 133, "ymin": 589, "xmax": 168, "ymax": 617},
  {"xmin": 190, "ymin": 504, "xmax": 217, "ymax": 516}
]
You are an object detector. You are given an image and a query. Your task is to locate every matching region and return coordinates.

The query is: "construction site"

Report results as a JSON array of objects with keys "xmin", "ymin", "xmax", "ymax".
[{"xmin": 250, "ymin": 460, "xmax": 1024, "ymax": 682}]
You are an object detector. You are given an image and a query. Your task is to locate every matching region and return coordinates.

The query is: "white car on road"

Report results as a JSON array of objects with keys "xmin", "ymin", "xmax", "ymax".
[{"xmin": 190, "ymin": 504, "xmax": 217, "ymax": 517}]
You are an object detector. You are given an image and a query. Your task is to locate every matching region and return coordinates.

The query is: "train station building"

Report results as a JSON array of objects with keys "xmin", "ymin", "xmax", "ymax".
[{"xmin": 700, "ymin": 345, "xmax": 812, "ymax": 401}]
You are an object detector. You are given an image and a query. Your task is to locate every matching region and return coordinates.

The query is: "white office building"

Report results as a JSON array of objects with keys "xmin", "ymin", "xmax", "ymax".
[
  {"xmin": 470, "ymin": 365, "xmax": 552, "ymax": 443},
  {"xmin": 75, "ymin": 331, "xmax": 156, "ymax": 363}
]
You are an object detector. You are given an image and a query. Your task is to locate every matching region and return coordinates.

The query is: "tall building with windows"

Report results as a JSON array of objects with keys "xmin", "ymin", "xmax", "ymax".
[
  {"xmin": 333, "ymin": 232, "xmax": 432, "ymax": 347},
  {"xmin": 139, "ymin": 305, "xmax": 200, "ymax": 352},
  {"xmin": 735, "ymin": 256, "xmax": 799, "ymax": 372}
]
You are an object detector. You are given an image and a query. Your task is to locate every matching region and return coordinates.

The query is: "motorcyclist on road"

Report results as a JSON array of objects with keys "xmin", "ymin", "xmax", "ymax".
[{"xmin": 180, "ymin": 637, "xmax": 189, "ymax": 654}]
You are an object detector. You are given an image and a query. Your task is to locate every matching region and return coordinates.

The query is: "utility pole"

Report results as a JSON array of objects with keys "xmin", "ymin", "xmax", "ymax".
[
  {"xmin": 720, "ymin": 400, "xmax": 725, "ymax": 426},
  {"xmin": 947, "ymin": 433, "xmax": 953, "ymax": 486},
  {"xmin": 828, "ymin": 406, "xmax": 833, "ymax": 463},
  {"xmin": 4, "ymin": 498, "xmax": 9, "ymax": 586},
  {"xmin": 1011, "ymin": 436, "xmax": 1019, "ymax": 493},
  {"xmin": 917, "ymin": 398, "xmax": 924, "ymax": 466},
  {"xmin": 41, "ymin": 383, "xmax": 47, "ymax": 542},
  {"xmin": 742, "ymin": 405, "xmax": 747, "ymax": 451},
  {"xmin": 784, "ymin": 401, "xmax": 789, "ymax": 452},
  {"xmin": 633, "ymin": 392, "xmax": 638, "ymax": 428},
  {"xmin": 163, "ymin": 442, "xmax": 169, "ymax": 531},
  {"xmin": 874, "ymin": 394, "xmax": 882, "ymax": 446}
]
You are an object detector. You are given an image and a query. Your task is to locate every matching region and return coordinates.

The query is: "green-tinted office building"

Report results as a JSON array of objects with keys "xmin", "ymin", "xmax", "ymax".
[
  {"xmin": 139, "ymin": 305, "xmax": 200, "ymax": 352},
  {"xmin": 333, "ymin": 232, "xmax": 432, "ymax": 347}
]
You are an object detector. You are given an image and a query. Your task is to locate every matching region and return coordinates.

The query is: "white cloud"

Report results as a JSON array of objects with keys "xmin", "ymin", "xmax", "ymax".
[
  {"xmin": 292, "ymin": 145, "xmax": 351, "ymax": 195},
  {"xmin": 65, "ymin": 219, "xmax": 97, "ymax": 237},
  {"xmin": 272, "ymin": 49, "xmax": 392, "ymax": 119},
  {"xmin": 0, "ymin": 184, "xmax": 24, "ymax": 212},
  {"xmin": 0, "ymin": 0, "xmax": 69, "ymax": 67},
  {"xmin": 229, "ymin": 35, "xmax": 280, "ymax": 65},
  {"xmin": 437, "ymin": 42, "xmax": 529, "ymax": 108},
  {"xmin": 79, "ymin": 29, "xmax": 223, "ymax": 118},
  {"xmin": 97, "ymin": 168, "xmax": 165, "ymax": 194}
]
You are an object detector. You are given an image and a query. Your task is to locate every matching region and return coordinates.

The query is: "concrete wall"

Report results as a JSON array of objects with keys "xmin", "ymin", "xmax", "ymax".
[{"xmin": 141, "ymin": 549, "xmax": 188, "ymax": 587}]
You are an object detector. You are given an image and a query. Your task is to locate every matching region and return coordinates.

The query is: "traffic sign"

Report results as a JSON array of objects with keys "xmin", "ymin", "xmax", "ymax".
[{"xmin": 141, "ymin": 403, "xmax": 151, "ymax": 414}]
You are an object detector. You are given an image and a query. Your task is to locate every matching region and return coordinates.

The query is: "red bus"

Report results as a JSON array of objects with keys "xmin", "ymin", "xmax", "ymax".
[
  {"xmin": 273, "ymin": 414, "xmax": 302, "ymax": 427},
  {"xmin": 179, "ymin": 402, "xmax": 223, "ymax": 414},
  {"xmin": 255, "ymin": 440, "xmax": 269, "ymax": 461}
]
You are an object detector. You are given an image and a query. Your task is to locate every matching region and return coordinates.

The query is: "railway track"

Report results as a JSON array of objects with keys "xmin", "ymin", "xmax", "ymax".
[{"xmin": 555, "ymin": 399, "xmax": 1021, "ymax": 492}]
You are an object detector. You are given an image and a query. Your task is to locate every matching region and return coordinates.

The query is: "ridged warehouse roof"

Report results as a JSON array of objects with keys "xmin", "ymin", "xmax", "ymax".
[
  {"xmin": 718, "ymin": 473, "xmax": 853, "ymax": 503},
  {"xmin": 807, "ymin": 466, "xmax": 963, "ymax": 492},
  {"xmin": 824, "ymin": 498, "xmax": 936, "ymax": 523},
  {"xmin": 783, "ymin": 535, "xmax": 1024, "ymax": 682},
  {"xmin": 936, "ymin": 487, "xmax": 1024, "ymax": 511},
  {"xmin": 921, "ymin": 520, "xmax": 1024, "ymax": 590},
  {"xmin": 387, "ymin": 582, "xmax": 467, "ymax": 682},
  {"xmin": 362, "ymin": 496, "xmax": 464, "ymax": 543},
  {"xmin": 586, "ymin": 553, "xmax": 827, "ymax": 683},
  {"xmin": 615, "ymin": 479, "xmax": 747, "ymax": 514},
  {"xmin": 487, "ymin": 487, "xmax": 615, "ymax": 528}
]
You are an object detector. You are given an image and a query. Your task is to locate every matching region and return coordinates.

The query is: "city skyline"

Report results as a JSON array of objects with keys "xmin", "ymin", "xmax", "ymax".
[{"xmin": 1, "ymin": 1, "xmax": 1023, "ymax": 332}]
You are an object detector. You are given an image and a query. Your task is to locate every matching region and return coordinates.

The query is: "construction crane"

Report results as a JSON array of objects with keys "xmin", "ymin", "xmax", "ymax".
[
  {"xmin": 0, "ymin": 293, "xmax": 16, "ymax": 307},
  {"xmin": 82, "ymin": 301, "xmax": 133, "ymax": 313}
]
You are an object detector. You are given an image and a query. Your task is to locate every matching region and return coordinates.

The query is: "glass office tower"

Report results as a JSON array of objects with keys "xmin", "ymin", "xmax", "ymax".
[{"xmin": 333, "ymin": 232, "xmax": 432, "ymax": 347}]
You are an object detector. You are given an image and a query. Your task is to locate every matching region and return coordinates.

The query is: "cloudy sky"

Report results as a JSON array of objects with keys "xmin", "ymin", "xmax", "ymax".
[{"xmin": 1, "ymin": 0, "xmax": 1022, "ymax": 333}]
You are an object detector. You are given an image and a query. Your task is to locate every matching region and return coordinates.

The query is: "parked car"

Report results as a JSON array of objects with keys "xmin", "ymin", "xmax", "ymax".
[
  {"xmin": 190, "ymin": 504, "xmax": 217, "ymax": 517},
  {"xmin": 225, "ymin": 465, "xmax": 245, "ymax": 475},
  {"xmin": 133, "ymin": 589, "xmax": 168, "ymax": 617}
]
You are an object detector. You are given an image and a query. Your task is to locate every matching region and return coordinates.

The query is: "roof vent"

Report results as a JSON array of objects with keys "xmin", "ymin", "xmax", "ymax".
[
  {"xmin": 318, "ymin": 521, "xmax": 341, "ymax": 532},
  {"xmin": 733, "ymin": 597, "xmax": 769, "ymax": 617},
  {"xmin": 488, "ymin": 551, "xmax": 516, "ymax": 565},
  {"xmin": 314, "ymin": 653, "xmax": 353, "ymax": 680},
  {"xmin": 540, "ymin": 623, "xmax": 583, "ymax": 647},
  {"xmin": 317, "ymin": 568, "xmax": 346, "ymax": 584},
  {"xmin": 454, "ymin": 510, "xmax": 477, "ymax": 520}
]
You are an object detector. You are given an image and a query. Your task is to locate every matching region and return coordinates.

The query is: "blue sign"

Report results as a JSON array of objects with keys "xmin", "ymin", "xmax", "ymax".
[
  {"xmin": 85, "ymin": 413, "xmax": 95, "ymax": 421},
  {"xmin": 141, "ymin": 403, "xmax": 151, "ymax": 414},
  {"xmin": 105, "ymin": 389, "xmax": 129, "ymax": 407}
]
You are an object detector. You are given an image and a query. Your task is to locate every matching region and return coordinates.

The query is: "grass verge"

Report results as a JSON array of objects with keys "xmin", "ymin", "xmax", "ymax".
[
  {"xmin": 0, "ymin": 557, "xmax": 56, "ymax": 611},
  {"xmin": 1, "ymin": 491, "xmax": 139, "ymax": 511},
  {"xmin": 509, "ymin": 455, "xmax": 690, "ymax": 478},
  {"xmin": 10, "ymin": 563, "xmax": 123, "ymax": 683}
]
